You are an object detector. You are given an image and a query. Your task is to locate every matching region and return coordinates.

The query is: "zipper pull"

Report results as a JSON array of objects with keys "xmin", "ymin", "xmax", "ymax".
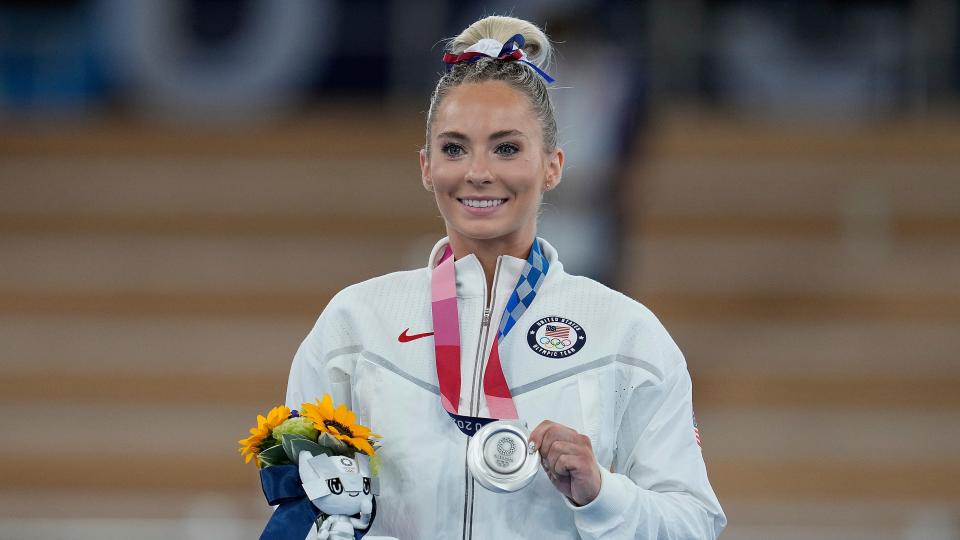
[{"xmin": 481, "ymin": 307, "xmax": 491, "ymax": 327}]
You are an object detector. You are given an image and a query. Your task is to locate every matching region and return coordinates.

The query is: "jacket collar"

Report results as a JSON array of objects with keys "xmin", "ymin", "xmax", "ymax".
[{"xmin": 426, "ymin": 236, "xmax": 561, "ymax": 299}]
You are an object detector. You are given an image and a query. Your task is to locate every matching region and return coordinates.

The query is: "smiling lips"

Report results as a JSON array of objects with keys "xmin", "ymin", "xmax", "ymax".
[
  {"xmin": 458, "ymin": 197, "xmax": 508, "ymax": 214},
  {"xmin": 460, "ymin": 198, "xmax": 507, "ymax": 208}
]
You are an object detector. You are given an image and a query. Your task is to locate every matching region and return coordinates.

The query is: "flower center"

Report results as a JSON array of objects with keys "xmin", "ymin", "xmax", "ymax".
[{"xmin": 325, "ymin": 420, "xmax": 354, "ymax": 438}]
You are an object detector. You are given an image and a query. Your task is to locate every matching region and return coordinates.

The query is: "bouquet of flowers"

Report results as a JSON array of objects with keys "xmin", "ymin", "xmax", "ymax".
[{"xmin": 240, "ymin": 395, "xmax": 381, "ymax": 540}]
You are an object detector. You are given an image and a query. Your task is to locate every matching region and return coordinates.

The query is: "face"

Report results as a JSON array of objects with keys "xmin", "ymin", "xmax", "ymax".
[
  {"xmin": 306, "ymin": 454, "xmax": 373, "ymax": 516},
  {"xmin": 420, "ymin": 80, "xmax": 563, "ymax": 252}
]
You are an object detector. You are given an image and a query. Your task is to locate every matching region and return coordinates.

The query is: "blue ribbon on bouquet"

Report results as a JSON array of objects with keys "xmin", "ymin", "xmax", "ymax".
[
  {"xmin": 259, "ymin": 465, "xmax": 374, "ymax": 540},
  {"xmin": 259, "ymin": 465, "xmax": 320, "ymax": 540}
]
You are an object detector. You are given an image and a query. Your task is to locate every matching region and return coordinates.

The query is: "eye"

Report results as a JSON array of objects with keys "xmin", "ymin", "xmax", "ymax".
[
  {"xmin": 327, "ymin": 478, "xmax": 343, "ymax": 495},
  {"xmin": 363, "ymin": 477, "xmax": 371, "ymax": 495},
  {"xmin": 495, "ymin": 143, "xmax": 519, "ymax": 156},
  {"xmin": 441, "ymin": 143, "xmax": 465, "ymax": 157}
]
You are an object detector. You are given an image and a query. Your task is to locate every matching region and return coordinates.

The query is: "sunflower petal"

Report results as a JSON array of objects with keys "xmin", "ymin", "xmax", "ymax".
[
  {"xmin": 319, "ymin": 395, "xmax": 335, "ymax": 419},
  {"xmin": 351, "ymin": 438, "xmax": 375, "ymax": 456},
  {"xmin": 333, "ymin": 405, "xmax": 357, "ymax": 426},
  {"xmin": 349, "ymin": 424, "xmax": 372, "ymax": 438},
  {"xmin": 239, "ymin": 405, "xmax": 295, "ymax": 468}
]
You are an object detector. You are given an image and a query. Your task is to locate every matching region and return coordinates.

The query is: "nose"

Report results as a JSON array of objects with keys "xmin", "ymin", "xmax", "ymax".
[{"xmin": 465, "ymin": 154, "xmax": 494, "ymax": 185}]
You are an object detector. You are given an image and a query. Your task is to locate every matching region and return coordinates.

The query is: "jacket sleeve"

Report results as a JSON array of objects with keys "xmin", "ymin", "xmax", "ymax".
[
  {"xmin": 285, "ymin": 289, "xmax": 361, "ymax": 411},
  {"xmin": 567, "ymin": 318, "xmax": 726, "ymax": 539}
]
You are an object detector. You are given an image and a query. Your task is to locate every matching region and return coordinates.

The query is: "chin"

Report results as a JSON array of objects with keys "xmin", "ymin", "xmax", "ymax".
[{"xmin": 452, "ymin": 223, "xmax": 513, "ymax": 241}]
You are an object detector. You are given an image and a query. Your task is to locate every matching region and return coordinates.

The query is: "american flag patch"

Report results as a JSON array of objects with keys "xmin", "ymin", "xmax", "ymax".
[
  {"xmin": 693, "ymin": 413, "xmax": 701, "ymax": 447},
  {"xmin": 544, "ymin": 325, "xmax": 570, "ymax": 338}
]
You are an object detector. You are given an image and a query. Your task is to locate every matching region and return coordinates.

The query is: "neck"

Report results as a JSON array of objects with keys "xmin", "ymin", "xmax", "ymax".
[{"xmin": 448, "ymin": 233, "xmax": 534, "ymax": 293}]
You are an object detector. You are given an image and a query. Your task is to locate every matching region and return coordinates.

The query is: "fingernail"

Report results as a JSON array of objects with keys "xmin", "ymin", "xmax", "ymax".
[{"xmin": 527, "ymin": 441, "xmax": 537, "ymax": 454}]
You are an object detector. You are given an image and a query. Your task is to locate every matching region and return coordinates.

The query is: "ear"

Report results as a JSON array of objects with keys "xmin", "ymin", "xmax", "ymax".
[
  {"xmin": 419, "ymin": 148, "xmax": 433, "ymax": 192},
  {"xmin": 544, "ymin": 148, "xmax": 564, "ymax": 192}
]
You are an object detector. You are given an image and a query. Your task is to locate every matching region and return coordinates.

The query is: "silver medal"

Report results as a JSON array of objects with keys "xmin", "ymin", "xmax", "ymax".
[{"xmin": 467, "ymin": 420, "xmax": 539, "ymax": 493}]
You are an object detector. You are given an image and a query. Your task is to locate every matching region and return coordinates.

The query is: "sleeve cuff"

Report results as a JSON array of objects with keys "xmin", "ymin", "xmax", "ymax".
[{"xmin": 564, "ymin": 466, "xmax": 631, "ymax": 531}]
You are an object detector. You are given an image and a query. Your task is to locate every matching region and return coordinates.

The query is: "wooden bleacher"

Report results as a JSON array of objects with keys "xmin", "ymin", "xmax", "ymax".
[
  {"xmin": 625, "ymin": 111, "xmax": 960, "ymax": 537},
  {"xmin": 0, "ymin": 109, "xmax": 957, "ymax": 538}
]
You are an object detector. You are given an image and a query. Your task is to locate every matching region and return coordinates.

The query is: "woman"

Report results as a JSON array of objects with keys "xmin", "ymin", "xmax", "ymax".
[{"xmin": 286, "ymin": 15, "xmax": 725, "ymax": 539}]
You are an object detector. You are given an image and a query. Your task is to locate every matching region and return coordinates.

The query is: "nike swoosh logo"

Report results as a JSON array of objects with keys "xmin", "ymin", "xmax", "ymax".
[{"xmin": 398, "ymin": 328, "xmax": 434, "ymax": 343}]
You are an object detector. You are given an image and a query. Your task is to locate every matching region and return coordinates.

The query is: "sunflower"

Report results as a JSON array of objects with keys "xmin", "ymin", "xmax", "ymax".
[
  {"xmin": 238, "ymin": 405, "xmax": 291, "ymax": 467},
  {"xmin": 301, "ymin": 394, "xmax": 379, "ymax": 456}
]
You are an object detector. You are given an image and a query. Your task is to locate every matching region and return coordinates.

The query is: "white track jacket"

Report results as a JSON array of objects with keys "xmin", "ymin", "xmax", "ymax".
[{"xmin": 286, "ymin": 237, "xmax": 726, "ymax": 539}]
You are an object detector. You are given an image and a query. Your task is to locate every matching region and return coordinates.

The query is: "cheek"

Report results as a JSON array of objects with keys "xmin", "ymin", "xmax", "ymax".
[
  {"xmin": 499, "ymin": 161, "xmax": 543, "ymax": 193},
  {"xmin": 429, "ymin": 164, "xmax": 461, "ymax": 191}
]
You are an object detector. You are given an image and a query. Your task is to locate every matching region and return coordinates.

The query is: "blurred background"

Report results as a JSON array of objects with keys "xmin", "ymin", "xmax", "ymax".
[{"xmin": 1, "ymin": 0, "xmax": 958, "ymax": 538}]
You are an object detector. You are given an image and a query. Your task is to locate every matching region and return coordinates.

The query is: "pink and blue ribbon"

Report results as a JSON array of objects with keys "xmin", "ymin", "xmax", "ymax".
[{"xmin": 431, "ymin": 240, "xmax": 549, "ymax": 437}]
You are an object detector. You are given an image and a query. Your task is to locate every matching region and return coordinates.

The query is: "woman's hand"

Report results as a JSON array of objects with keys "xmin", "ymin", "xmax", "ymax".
[{"xmin": 529, "ymin": 420, "xmax": 601, "ymax": 506}]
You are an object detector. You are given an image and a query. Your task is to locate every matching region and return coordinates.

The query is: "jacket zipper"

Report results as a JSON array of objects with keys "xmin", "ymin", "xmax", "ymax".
[{"xmin": 463, "ymin": 257, "xmax": 502, "ymax": 540}]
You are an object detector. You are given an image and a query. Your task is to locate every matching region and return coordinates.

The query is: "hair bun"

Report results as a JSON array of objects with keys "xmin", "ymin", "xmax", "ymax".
[{"xmin": 449, "ymin": 15, "xmax": 552, "ymax": 69}]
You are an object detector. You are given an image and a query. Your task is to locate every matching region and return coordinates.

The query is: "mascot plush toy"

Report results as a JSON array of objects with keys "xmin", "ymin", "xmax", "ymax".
[{"xmin": 299, "ymin": 451, "xmax": 377, "ymax": 540}]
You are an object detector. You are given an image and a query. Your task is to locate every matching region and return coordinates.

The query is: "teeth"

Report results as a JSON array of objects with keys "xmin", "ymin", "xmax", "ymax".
[{"xmin": 461, "ymin": 199, "xmax": 505, "ymax": 208}]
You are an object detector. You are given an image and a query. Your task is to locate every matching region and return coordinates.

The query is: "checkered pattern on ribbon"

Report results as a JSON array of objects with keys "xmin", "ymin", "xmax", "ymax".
[{"xmin": 498, "ymin": 240, "xmax": 549, "ymax": 339}]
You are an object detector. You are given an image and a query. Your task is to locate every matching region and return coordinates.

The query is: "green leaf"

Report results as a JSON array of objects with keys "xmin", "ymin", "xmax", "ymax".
[
  {"xmin": 317, "ymin": 432, "xmax": 350, "ymax": 454},
  {"xmin": 279, "ymin": 434, "xmax": 312, "ymax": 463},
  {"xmin": 283, "ymin": 436, "xmax": 330, "ymax": 464},
  {"xmin": 257, "ymin": 444, "xmax": 291, "ymax": 468}
]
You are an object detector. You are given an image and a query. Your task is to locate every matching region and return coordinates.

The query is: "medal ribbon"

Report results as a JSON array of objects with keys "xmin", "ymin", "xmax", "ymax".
[{"xmin": 431, "ymin": 240, "xmax": 549, "ymax": 437}]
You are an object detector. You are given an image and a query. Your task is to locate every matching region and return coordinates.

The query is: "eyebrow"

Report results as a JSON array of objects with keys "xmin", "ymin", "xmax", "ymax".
[{"xmin": 436, "ymin": 129, "xmax": 527, "ymax": 141}]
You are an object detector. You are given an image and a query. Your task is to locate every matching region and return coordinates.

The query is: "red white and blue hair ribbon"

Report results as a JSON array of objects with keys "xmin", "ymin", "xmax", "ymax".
[{"xmin": 442, "ymin": 33, "xmax": 556, "ymax": 83}]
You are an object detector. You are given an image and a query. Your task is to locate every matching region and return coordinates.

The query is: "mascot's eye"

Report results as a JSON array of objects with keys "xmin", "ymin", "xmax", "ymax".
[
  {"xmin": 327, "ymin": 478, "xmax": 343, "ymax": 495},
  {"xmin": 363, "ymin": 477, "xmax": 371, "ymax": 495}
]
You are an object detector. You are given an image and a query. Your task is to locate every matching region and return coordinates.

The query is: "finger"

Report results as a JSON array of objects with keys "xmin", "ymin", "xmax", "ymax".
[
  {"xmin": 532, "ymin": 419, "xmax": 578, "ymax": 449},
  {"xmin": 541, "ymin": 455, "xmax": 554, "ymax": 478},
  {"xmin": 544, "ymin": 439, "xmax": 570, "ymax": 475},
  {"xmin": 537, "ymin": 422, "xmax": 572, "ymax": 453},
  {"xmin": 538, "ymin": 423, "xmax": 581, "ymax": 462},
  {"xmin": 528, "ymin": 419, "xmax": 557, "ymax": 451},
  {"xmin": 553, "ymin": 451, "xmax": 589, "ymax": 477},
  {"xmin": 544, "ymin": 440, "xmax": 588, "ymax": 476}
]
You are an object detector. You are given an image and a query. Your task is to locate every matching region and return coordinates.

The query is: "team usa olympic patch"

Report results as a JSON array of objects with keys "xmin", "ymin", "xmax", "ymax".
[{"xmin": 527, "ymin": 317, "xmax": 586, "ymax": 358}]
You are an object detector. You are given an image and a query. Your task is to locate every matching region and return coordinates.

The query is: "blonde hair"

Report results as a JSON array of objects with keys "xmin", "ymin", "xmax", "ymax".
[{"xmin": 425, "ymin": 16, "xmax": 558, "ymax": 153}]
